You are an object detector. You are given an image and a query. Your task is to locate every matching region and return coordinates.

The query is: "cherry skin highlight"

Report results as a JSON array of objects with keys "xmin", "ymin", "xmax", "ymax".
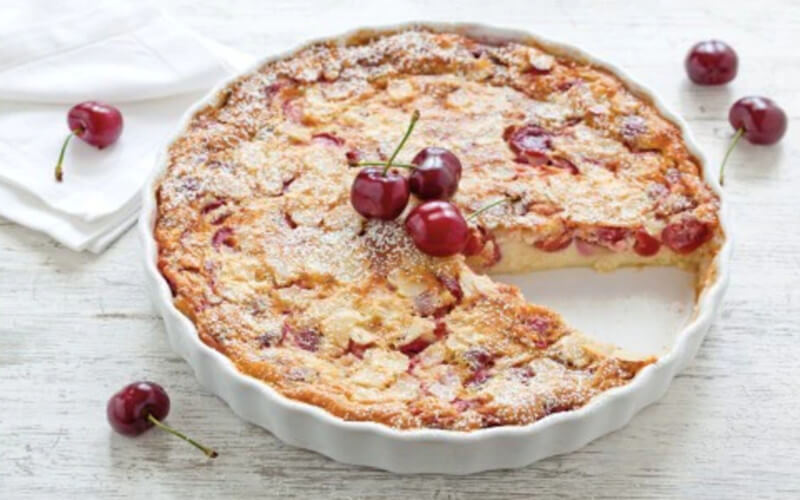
[{"xmin": 685, "ymin": 40, "xmax": 738, "ymax": 85}]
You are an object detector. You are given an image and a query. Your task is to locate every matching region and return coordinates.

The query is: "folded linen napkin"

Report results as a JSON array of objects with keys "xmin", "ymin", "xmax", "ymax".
[{"xmin": 0, "ymin": 3, "xmax": 253, "ymax": 252}]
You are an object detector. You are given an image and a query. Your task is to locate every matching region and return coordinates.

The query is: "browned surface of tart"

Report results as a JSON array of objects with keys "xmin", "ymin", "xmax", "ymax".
[{"xmin": 154, "ymin": 29, "xmax": 720, "ymax": 430}]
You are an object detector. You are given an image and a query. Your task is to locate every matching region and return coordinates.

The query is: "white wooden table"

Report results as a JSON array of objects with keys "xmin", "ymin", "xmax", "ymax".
[{"xmin": 2, "ymin": 1, "xmax": 799, "ymax": 497}]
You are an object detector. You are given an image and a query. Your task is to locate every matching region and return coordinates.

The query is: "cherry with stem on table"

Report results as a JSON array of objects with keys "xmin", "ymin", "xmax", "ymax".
[
  {"xmin": 55, "ymin": 101, "xmax": 123, "ymax": 182},
  {"xmin": 107, "ymin": 381, "xmax": 218, "ymax": 459},
  {"xmin": 719, "ymin": 96, "xmax": 787, "ymax": 185}
]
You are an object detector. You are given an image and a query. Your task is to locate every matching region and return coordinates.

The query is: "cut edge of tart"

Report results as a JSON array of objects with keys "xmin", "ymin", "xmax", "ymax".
[{"xmin": 152, "ymin": 27, "xmax": 723, "ymax": 431}]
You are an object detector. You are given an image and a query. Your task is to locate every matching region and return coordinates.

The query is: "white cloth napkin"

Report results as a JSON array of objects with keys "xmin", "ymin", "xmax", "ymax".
[{"xmin": 0, "ymin": 3, "xmax": 254, "ymax": 252}]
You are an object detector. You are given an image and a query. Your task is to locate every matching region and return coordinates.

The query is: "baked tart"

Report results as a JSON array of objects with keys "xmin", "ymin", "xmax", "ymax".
[{"xmin": 154, "ymin": 29, "xmax": 721, "ymax": 430}]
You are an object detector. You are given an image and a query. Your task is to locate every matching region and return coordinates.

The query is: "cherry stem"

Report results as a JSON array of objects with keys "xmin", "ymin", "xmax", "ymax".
[
  {"xmin": 467, "ymin": 198, "xmax": 510, "ymax": 221},
  {"xmin": 54, "ymin": 128, "xmax": 82, "ymax": 182},
  {"xmin": 354, "ymin": 161, "xmax": 416, "ymax": 170},
  {"xmin": 146, "ymin": 413, "xmax": 218, "ymax": 459},
  {"xmin": 383, "ymin": 110, "xmax": 420, "ymax": 175},
  {"xmin": 719, "ymin": 127, "xmax": 744, "ymax": 186}
]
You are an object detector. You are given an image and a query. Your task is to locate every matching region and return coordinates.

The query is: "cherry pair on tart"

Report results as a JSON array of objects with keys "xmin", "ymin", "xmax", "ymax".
[
  {"xmin": 684, "ymin": 40, "xmax": 787, "ymax": 183},
  {"xmin": 350, "ymin": 110, "xmax": 462, "ymax": 220},
  {"xmin": 349, "ymin": 111, "xmax": 507, "ymax": 257}
]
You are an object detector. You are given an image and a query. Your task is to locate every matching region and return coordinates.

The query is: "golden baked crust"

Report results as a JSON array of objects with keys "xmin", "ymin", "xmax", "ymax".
[{"xmin": 154, "ymin": 29, "xmax": 720, "ymax": 430}]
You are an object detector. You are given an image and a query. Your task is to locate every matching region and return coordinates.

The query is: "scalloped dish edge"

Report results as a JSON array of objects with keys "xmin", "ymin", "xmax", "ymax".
[{"xmin": 138, "ymin": 22, "xmax": 732, "ymax": 474}]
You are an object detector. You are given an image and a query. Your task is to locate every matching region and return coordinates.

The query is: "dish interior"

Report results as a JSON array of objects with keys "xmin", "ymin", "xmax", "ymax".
[{"xmin": 493, "ymin": 267, "xmax": 694, "ymax": 355}]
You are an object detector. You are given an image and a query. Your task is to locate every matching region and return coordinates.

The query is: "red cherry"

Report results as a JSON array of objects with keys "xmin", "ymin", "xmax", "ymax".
[
  {"xmin": 685, "ymin": 40, "xmax": 738, "ymax": 85},
  {"xmin": 68, "ymin": 101, "xmax": 124, "ymax": 148},
  {"xmin": 729, "ymin": 96, "xmax": 787, "ymax": 145},
  {"xmin": 107, "ymin": 381, "xmax": 169, "ymax": 436},
  {"xmin": 404, "ymin": 201, "xmax": 469, "ymax": 257},
  {"xmin": 506, "ymin": 124, "xmax": 551, "ymax": 166},
  {"xmin": 409, "ymin": 147, "xmax": 462, "ymax": 199},
  {"xmin": 633, "ymin": 229, "xmax": 661, "ymax": 257},
  {"xmin": 661, "ymin": 218, "xmax": 712, "ymax": 254},
  {"xmin": 719, "ymin": 96, "xmax": 787, "ymax": 184},
  {"xmin": 350, "ymin": 168, "xmax": 410, "ymax": 220},
  {"xmin": 348, "ymin": 110, "xmax": 420, "ymax": 219},
  {"xmin": 107, "ymin": 381, "xmax": 217, "ymax": 458},
  {"xmin": 54, "ymin": 101, "xmax": 123, "ymax": 182}
]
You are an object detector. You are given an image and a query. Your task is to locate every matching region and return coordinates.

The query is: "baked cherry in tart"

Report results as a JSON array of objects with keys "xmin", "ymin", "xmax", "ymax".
[
  {"xmin": 633, "ymin": 229, "xmax": 661, "ymax": 257},
  {"xmin": 506, "ymin": 124, "xmax": 551, "ymax": 166},
  {"xmin": 661, "ymin": 218, "xmax": 712, "ymax": 255}
]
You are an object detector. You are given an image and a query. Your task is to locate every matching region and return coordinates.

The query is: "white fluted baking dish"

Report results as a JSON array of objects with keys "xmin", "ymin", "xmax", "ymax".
[{"xmin": 139, "ymin": 22, "xmax": 732, "ymax": 474}]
